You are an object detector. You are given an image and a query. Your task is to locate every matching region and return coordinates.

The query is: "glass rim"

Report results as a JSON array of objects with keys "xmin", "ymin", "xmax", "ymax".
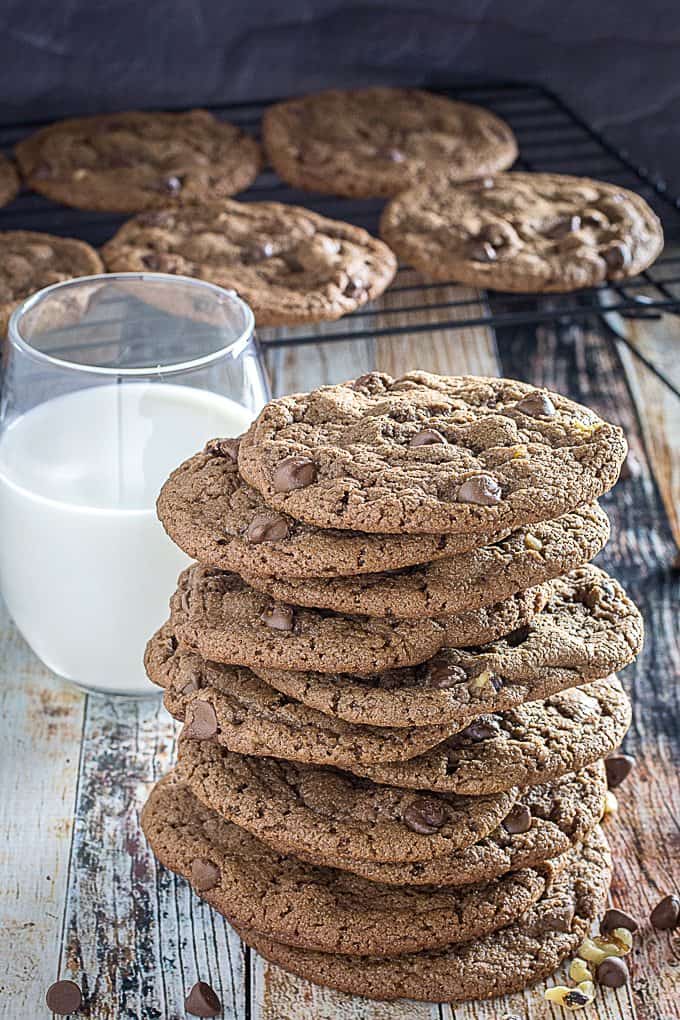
[{"xmin": 7, "ymin": 271, "xmax": 257, "ymax": 378}]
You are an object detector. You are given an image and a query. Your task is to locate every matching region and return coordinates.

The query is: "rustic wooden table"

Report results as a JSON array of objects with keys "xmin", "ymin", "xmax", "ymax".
[{"xmin": 1, "ymin": 270, "xmax": 678, "ymax": 1020}]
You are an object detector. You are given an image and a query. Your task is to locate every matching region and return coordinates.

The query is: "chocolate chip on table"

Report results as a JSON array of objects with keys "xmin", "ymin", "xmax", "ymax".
[
  {"xmin": 246, "ymin": 512, "xmax": 290, "ymax": 544},
  {"xmin": 45, "ymin": 980, "xmax": 83, "ymax": 1015},
  {"xmin": 502, "ymin": 804, "xmax": 532, "ymax": 835},
  {"xmin": 409, "ymin": 428, "xmax": 446, "ymax": 447},
  {"xmin": 457, "ymin": 473, "xmax": 502, "ymax": 505},
  {"xmin": 204, "ymin": 437, "xmax": 240, "ymax": 461},
  {"xmin": 515, "ymin": 390, "xmax": 556, "ymax": 419},
  {"xmin": 184, "ymin": 701, "xmax": 218, "ymax": 741},
  {"xmin": 596, "ymin": 956, "xmax": 629, "ymax": 988},
  {"xmin": 601, "ymin": 907, "xmax": 639, "ymax": 934},
  {"xmin": 650, "ymin": 894, "xmax": 680, "ymax": 930},
  {"xmin": 260, "ymin": 603, "xmax": 295, "ymax": 632},
  {"xmin": 272, "ymin": 456, "xmax": 317, "ymax": 492},
  {"xmin": 604, "ymin": 753, "xmax": 635, "ymax": 789},
  {"xmin": 185, "ymin": 980, "xmax": 222, "ymax": 1017},
  {"xmin": 190, "ymin": 858, "xmax": 221, "ymax": 892},
  {"xmin": 403, "ymin": 797, "xmax": 447, "ymax": 835}
]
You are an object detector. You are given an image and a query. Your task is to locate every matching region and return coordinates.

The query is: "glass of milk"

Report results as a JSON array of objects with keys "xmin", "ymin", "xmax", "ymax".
[{"xmin": 0, "ymin": 273, "xmax": 267, "ymax": 696}]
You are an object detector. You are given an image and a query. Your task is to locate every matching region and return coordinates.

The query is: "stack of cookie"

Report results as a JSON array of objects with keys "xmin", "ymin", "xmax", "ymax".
[{"xmin": 142, "ymin": 371, "xmax": 642, "ymax": 1005}]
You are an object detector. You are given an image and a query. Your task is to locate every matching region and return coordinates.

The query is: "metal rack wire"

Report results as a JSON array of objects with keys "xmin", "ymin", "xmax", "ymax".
[{"xmin": 1, "ymin": 81, "xmax": 679, "ymax": 390}]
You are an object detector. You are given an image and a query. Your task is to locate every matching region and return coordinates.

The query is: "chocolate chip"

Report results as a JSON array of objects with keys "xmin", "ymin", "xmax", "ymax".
[
  {"xmin": 243, "ymin": 241, "xmax": 275, "ymax": 263},
  {"xmin": 601, "ymin": 907, "xmax": 639, "ymax": 934},
  {"xmin": 185, "ymin": 980, "xmax": 222, "ymax": 1017},
  {"xmin": 184, "ymin": 701, "xmax": 218, "ymax": 741},
  {"xmin": 425, "ymin": 659, "xmax": 467, "ymax": 689},
  {"xmin": 502, "ymin": 804, "xmax": 532, "ymax": 834},
  {"xmin": 546, "ymin": 214, "xmax": 581, "ymax": 239},
  {"xmin": 603, "ymin": 241, "xmax": 631, "ymax": 271},
  {"xmin": 403, "ymin": 797, "xmax": 447, "ymax": 835},
  {"xmin": 459, "ymin": 719, "xmax": 500, "ymax": 742},
  {"xmin": 604, "ymin": 753, "xmax": 635, "ymax": 789},
  {"xmin": 650, "ymin": 894, "xmax": 680, "ymax": 930},
  {"xmin": 190, "ymin": 858, "xmax": 221, "ymax": 893},
  {"xmin": 260, "ymin": 603, "xmax": 295, "ymax": 631},
  {"xmin": 162, "ymin": 174, "xmax": 183, "ymax": 194},
  {"xmin": 377, "ymin": 146, "xmax": 405, "ymax": 162},
  {"xmin": 344, "ymin": 277, "xmax": 366, "ymax": 297},
  {"xmin": 531, "ymin": 905, "xmax": 574, "ymax": 934},
  {"xmin": 409, "ymin": 428, "xmax": 446, "ymax": 447},
  {"xmin": 447, "ymin": 717, "xmax": 501, "ymax": 750},
  {"xmin": 45, "ymin": 980, "xmax": 83, "ymax": 1015},
  {"xmin": 505, "ymin": 625, "xmax": 531, "ymax": 647},
  {"xmin": 515, "ymin": 390, "xmax": 556, "ymax": 419},
  {"xmin": 141, "ymin": 252, "xmax": 182, "ymax": 273},
  {"xmin": 246, "ymin": 512, "xmax": 290, "ymax": 544},
  {"xmin": 204, "ymin": 437, "xmax": 240, "ymax": 461},
  {"xmin": 596, "ymin": 956, "xmax": 629, "ymax": 988},
  {"xmin": 181, "ymin": 676, "xmax": 201, "ymax": 697},
  {"xmin": 467, "ymin": 240, "xmax": 497, "ymax": 263},
  {"xmin": 457, "ymin": 473, "xmax": 502, "ymax": 506},
  {"xmin": 272, "ymin": 456, "xmax": 317, "ymax": 492},
  {"xmin": 468, "ymin": 177, "xmax": 495, "ymax": 190}
]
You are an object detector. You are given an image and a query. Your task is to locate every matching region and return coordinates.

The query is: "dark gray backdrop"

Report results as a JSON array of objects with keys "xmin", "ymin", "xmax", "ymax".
[{"xmin": 1, "ymin": 1, "xmax": 678, "ymax": 191}]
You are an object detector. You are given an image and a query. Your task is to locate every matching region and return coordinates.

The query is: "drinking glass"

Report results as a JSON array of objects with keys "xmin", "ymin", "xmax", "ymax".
[{"xmin": 0, "ymin": 273, "xmax": 268, "ymax": 695}]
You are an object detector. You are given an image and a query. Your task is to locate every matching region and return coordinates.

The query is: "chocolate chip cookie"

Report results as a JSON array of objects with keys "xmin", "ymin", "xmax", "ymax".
[
  {"xmin": 262, "ymin": 88, "xmax": 517, "ymax": 198},
  {"xmin": 233, "ymin": 827, "xmax": 611, "ymax": 1003},
  {"xmin": 0, "ymin": 230, "xmax": 104, "ymax": 335},
  {"xmin": 351, "ymin": 675, "xmax": 631, "ymax": 794},
  {"xmin": 176, "ymin": 739, "xmax": 519, "ymax": 865},
  {"xmin": 157, "ymin": 441, "xmax": 535, "ymax": 578},
  {"xmin": 0, "ymin": 154, "xmax": 19, "ymax": 208},
  {"xmin": 238, "ymin": 372, "xmax": 626, "ymax": 534},
  {"xmin": 101, "ymin": 200, "xmax": 397, "ymax": 326},
  {"xmin": 380, "ymin": 172, "xmax": 664, "ymax": 292},
  {"xmin": 253, "ymin": 566, "xmax": 643, "ymax": 728},
  {"xmin": 169, "ymin": 564, "xmax": 445, "ymax": 673},
  {"xmin": 336, "ymin": 764, "xmax": 606, "ymax": 887},
  {"xmin": 242, "ymin": 504, "xmax": 610, "ymax": 617},
  {"xmin": 143, "ymin": 774, "xmax": 555, "ymax": 957},
  {"xmin": 16, "ymin": 109, "xmax": 262, "ymax": 212},
  {"xmin": 146, "ymin": 625, "xmax": 455, "ymax": 766}
]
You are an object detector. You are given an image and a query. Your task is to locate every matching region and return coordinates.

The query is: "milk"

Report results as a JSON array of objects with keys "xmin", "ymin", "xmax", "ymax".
[{"xmin": 0, "ymin": 383, "xmax": 253, "ymax": 694}]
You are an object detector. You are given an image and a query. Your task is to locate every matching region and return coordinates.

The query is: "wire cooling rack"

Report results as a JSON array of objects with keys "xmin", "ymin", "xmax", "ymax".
[{"xmin": 1, "ymin": 81, "xmax": 679, "ymax": 391}]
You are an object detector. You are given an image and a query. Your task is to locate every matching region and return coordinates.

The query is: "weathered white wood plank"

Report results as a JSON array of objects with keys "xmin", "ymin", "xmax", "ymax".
[
  {"xmin": 251, "ymin": 955, "xmax": 440, "ymax": 1020},
  {"xmin": 57, "ymin": 695, "xmax": 247, "ymax": 1020},
  {"xmin": 0, "ymin": 608, "xmax": 85, "ymax": 1020}
]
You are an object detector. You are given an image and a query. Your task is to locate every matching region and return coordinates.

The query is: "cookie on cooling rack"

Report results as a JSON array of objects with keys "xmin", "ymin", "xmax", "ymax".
[
  {"xmin": 101, "ymin": 200, "xmax": 397, "ymax": 326},
  {"xmin": 0, "ymin": 230, "xmax": 103, "ymax": 334},
  {"xmin": 380, "ymin": 172, "xmax": 663, "ymax": 291},
  {"xmin": 15, "ymin": 109, "xmax": 262, "ymax": 212},
  {"xmin": 263, "ymin": 87, "xmax": 517, "ymax": 197}
]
